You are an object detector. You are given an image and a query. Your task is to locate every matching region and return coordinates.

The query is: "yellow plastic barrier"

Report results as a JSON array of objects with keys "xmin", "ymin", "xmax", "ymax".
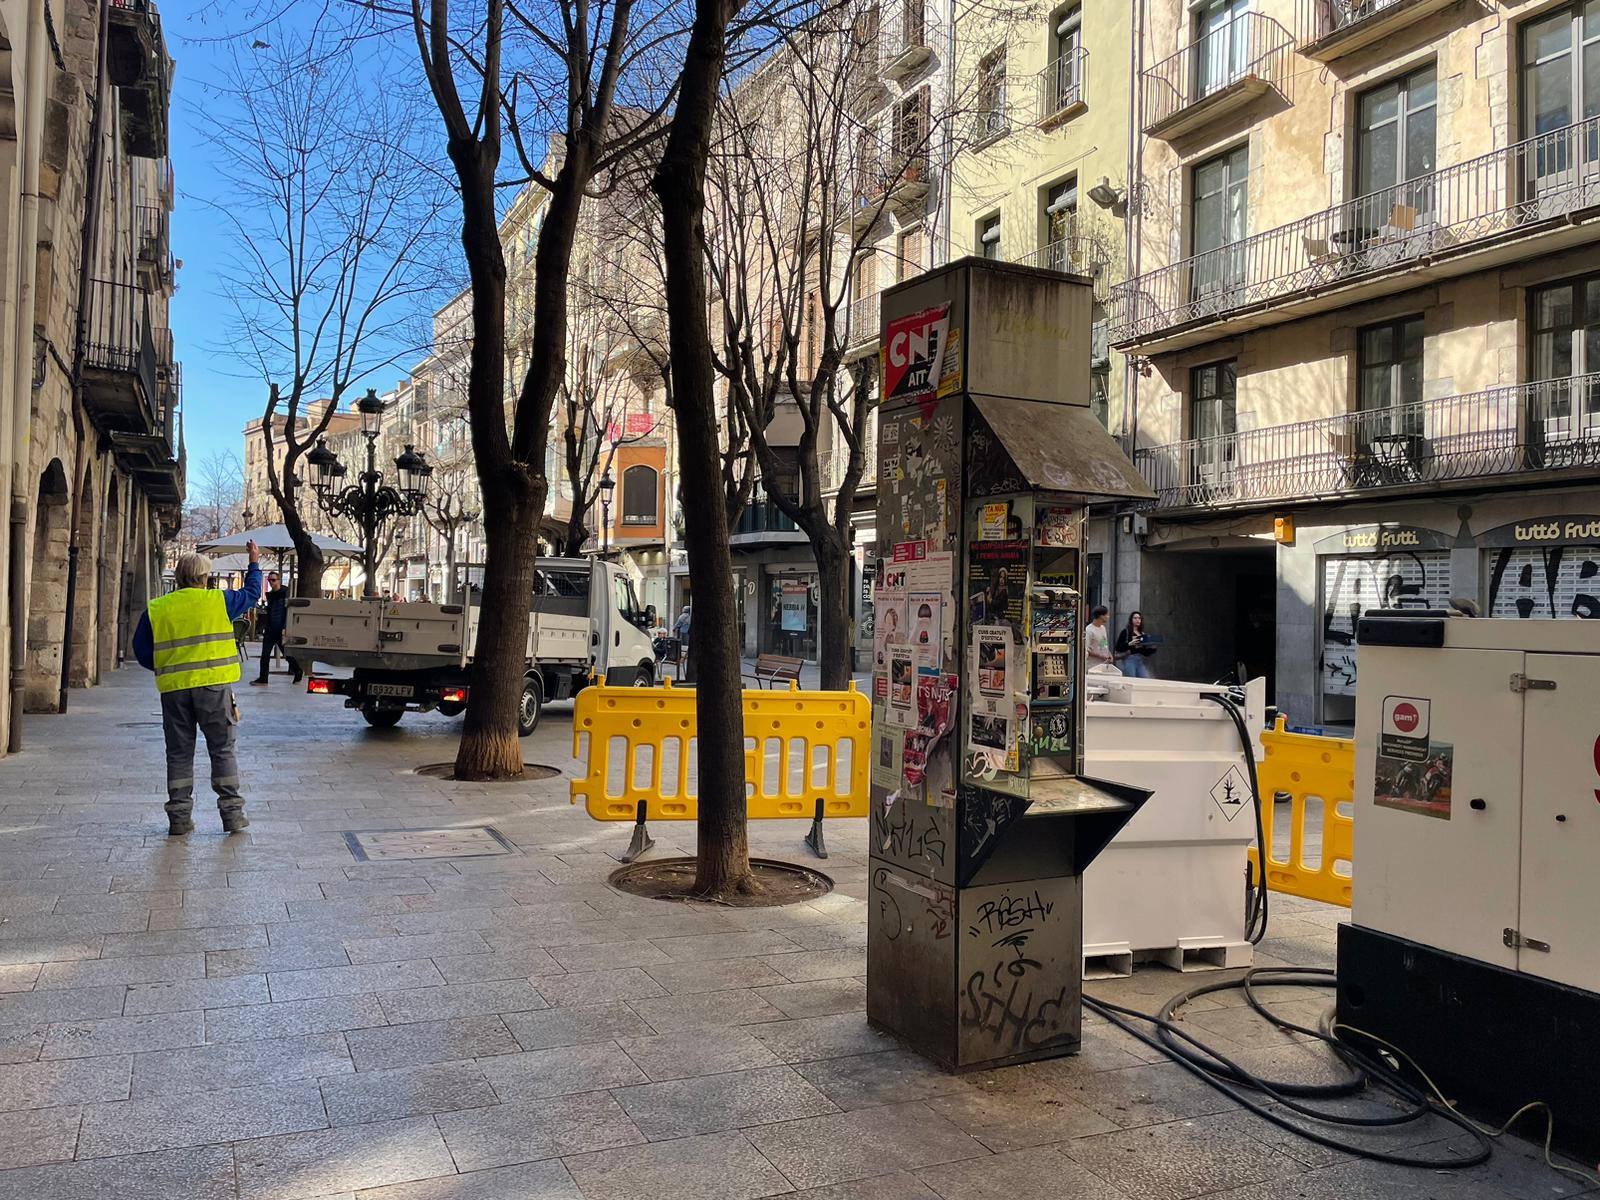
[
  {"xmin": 570, "ymin": 680, "xmax": 871, "ymax": 855},
  {"xmin": 1250, "ymin": 717, "xmax": 1355, "ymax": 907}
]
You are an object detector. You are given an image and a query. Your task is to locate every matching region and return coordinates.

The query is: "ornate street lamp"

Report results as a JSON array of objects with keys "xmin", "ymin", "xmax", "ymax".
[
  {"xmin": 598, "ymin": 467, "xmax": 615, "ymax": 554},
  {"xmin": 307, "ymin": 389, "xmax": 432, "ymax": 599}
]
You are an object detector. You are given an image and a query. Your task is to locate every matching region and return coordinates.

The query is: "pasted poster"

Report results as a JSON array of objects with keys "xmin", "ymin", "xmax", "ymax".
[
  {"xmin": 1373, "ymin": 695, "xmax": 1452, "ymax": 819},
  {"xmin": 886, "ymin": 643, "xmax": 918, "ymax": 729},
  {"xmin": 902, "ymin": 670, "xmax": 957, "ymax": 802},
  {"xmin": 909, "ymin": 591, "xmax": 943, "ymax": 654},
  {"xmin": 871, "ymin": 717, "xmax": 905, "ymax": 789},
  {"xmin": 882, "ymin": 304, "xmax": 952, "ymax": 404},
  {"xmin": 967, "ymin": 539, "xmax": 1029, "ymax": 636},
  {"xmin": 780, "ymin": 580, "xmax": 809, "ymax": 632},
  {"xmin": 872, "ymin": 585, "xmax": 907, "ymax": 670},
  {"xmin": 1320, "ymin": 551, "xmax": 1450, "ymax": 697}
]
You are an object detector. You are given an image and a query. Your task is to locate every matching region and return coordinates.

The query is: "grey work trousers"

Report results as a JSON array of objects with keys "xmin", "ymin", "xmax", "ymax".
[{"xmin": 160, "ymin": 683, "xmax": 243, "ymax": 817}]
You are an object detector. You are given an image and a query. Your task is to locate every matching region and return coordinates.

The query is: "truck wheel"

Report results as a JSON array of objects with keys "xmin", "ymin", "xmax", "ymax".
[
  {"xmin": 517, "ymin": 676, "xmax": 543, "ymax": 737},
  {"xmin": 361, "ymin": 705, "xmax": 402, "ymax": 729},
  {"xmin": 632, "ymin": 662, "xmax": 654, "ymax": 687},
  {"xmin": 437, "ymin": 700, "xmax": 465, "ymax": 717}
]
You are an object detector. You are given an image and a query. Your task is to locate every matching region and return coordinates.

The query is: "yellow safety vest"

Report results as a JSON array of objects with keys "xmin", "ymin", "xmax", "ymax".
[{"xmin": 148, "ymin": 588, "xmax": 240, "ymax": 694}]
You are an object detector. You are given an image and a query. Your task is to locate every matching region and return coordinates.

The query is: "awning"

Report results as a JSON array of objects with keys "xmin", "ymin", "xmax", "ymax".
[
  {"xmin": 197, "ymin": 523, "xmax": 363, "ymax": 557},
  {"xmin": 970, "ymin": 395, "xmax": 1154, "ymax": 502}
]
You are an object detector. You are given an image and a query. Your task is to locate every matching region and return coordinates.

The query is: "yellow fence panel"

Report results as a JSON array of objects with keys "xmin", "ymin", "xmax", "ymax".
[
  {"xmin": 1250, "ymin": 718, "xmax": 1356, "ymax": 907},
  {"xmin": 570, "ymin": 681, "xmax": 872, "ymax": 822}
]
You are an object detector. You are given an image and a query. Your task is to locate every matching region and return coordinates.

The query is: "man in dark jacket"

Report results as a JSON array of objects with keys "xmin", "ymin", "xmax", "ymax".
[{"xmin": 251, "ymin": 569, "xmax": 301, "ymax": 685}]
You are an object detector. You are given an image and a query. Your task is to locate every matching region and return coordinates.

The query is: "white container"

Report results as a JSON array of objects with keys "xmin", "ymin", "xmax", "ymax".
[{"xmin": 1081, "ymin": 676, "xmax": 1266, "ymax": 975}]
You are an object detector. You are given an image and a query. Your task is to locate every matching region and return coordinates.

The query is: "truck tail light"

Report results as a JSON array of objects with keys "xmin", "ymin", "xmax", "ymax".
[
  {"xmin": 440, "ymin": 686, "xmax": 467, "ymax": 704},
  {"xmin": 307, "ymin": 677, "xmax": 332, "ymax": 694}
]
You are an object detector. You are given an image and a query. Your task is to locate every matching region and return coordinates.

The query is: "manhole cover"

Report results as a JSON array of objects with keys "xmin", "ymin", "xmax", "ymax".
[
  {"xmin": 609, "ymin": 857, "xmax": 833, "ymax": 907},
  {"xmin": 343, "ymin": 827, "xmax": 516, "ymax": 862},
  {"xmin": 413, "ymin": 762, "xmax": 560, "ymax": 781}
]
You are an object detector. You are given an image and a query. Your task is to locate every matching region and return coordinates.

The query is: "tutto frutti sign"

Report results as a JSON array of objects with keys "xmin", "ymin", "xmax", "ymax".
[
  {"xmin": 1478, "ymin": 517, "xmax": 1600, "ymax": 546},
  {"xmin": 1315, "ymin": 525, "xmax": 1452, "ymax": 553}
]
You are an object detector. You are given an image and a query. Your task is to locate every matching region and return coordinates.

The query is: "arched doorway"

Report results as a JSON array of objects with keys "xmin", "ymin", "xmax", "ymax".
[{"xmin": 25, "ymin": 460, "xmax": 70, "ymax": 712}]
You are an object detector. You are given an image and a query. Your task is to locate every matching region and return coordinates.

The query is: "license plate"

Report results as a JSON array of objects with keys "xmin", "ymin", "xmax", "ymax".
[{"xmin": 367, "ymin": 683, "xmax": 414, "ymax": 698}]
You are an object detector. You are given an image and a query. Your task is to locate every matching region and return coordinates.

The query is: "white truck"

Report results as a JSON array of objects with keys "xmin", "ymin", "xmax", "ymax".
[{"xmin": 285, "ymin": 558, "xmax": 657, "ymax": 734}]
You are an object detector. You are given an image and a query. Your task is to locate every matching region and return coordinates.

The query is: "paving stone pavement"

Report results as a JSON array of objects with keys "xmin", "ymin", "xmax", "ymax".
[{"xmin": 0, "ymin": 666, "xmax": 1588, "ymax": 1198}]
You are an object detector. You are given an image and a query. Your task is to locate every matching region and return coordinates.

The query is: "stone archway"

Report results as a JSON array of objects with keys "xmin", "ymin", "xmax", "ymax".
[{"xmin": 25, "ymin": 460, "xmax": 70, "ymax": 712}]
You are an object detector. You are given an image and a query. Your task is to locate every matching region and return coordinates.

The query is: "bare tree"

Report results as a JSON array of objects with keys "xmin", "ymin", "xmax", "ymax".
[
  {"xmin": 203, "ymin": 24, "xmax": 445, "ymax": 598},
  {"xmin": 655, "ymin": 0, "xmax": 752, "ymax": 895},
  {"xmin": 405, "ymin": 0, "xmax": 687, "ymax": 780},
  {"xmin": 184, "ymin": 450, "xmax": 245, "ymax": 541},
  {"xmin": 707, "ymin": 0, "xmax": 958, "ymax": 689}
]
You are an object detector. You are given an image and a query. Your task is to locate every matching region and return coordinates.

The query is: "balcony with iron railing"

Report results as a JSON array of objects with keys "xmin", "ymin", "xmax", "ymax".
[
  {"xmin": 845, "ymin": 148, "xmax": 934, "ymax": 228},
  {"xmin": 1037, "ymin": 46, "xmax": 1088, "ymax": 128},
  {"xmin": 83, "ymin": 278, "xmax": 159, "ymax": 431},
  {"xmin": 135, "ymin": 204, "xmax": 173, "ymax": 287},
  {"xmin": 1112, "ymin": 114, "xmax": 1600, "ymax": 351},
  {"xmin": 846, "ymin": 289, "xmax": 881, "ymax": 351},
  {"xmin": 732, "ymin": 499, "xmax": 805, "ymax": 540},
  {"xmin": 108, "ymin": 0, "xmax": 170, "ymax": 159},
  {"xmin": 1012, "ymin": 228, "xmax": 1113, "ymax": 301},
  {"xmin": 882, "ymin": 1, "xmax": 935, "ymax": 81},
  {"xmin": 1134, "ymin": 375, "xmax": 1600, "ymax": 512},
  {"xmin": 971, "ymin": 98, "xmax": 1009, "ymax": 148},
  {"xmin": 1142, "ymin": 13, "xmax": 1293, "ymax": 140},
  {"xmin": 1297, "ymin": 0, "xmax": 1459, "ymax": 62}
]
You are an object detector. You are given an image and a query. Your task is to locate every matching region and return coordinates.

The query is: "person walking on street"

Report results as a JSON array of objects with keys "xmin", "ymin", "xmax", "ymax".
[
  {"xmin": 673, "ymin": 604, "xmax": 692, "ymax": 653},
  {"xmin": 1085, "ymin": 605, "xmax": 1119, "ymax": 674},
  {"xmin": 133, "ymin": 541, "xmax": 262, "ymax": 836},
  {"xmin": 251, "ymin": 569, "xmax": 300, "ymax": 685},
  {"xmin": 1115, "ymin": 610, "xmax": 1157, "ymax": 678}
]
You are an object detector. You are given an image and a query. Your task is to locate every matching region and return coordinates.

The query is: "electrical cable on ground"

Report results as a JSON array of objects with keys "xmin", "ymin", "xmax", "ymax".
[
  {"xmin": 1085, "ymin": 967, "xmax": 1600, "ymax": 1185},
  {"xmin": 1203, "ymin": 690, "xmax": 1268, "ymax": 944}
]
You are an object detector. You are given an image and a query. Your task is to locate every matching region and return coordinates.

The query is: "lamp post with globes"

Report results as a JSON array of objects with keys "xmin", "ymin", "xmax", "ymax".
[
  {"xmin": 305, "ymin": 389, "xmax": 433, "ymax": 599},
  {"xmin": 598, "ymin": 466, "xmax": 615, "ymax": 554}
]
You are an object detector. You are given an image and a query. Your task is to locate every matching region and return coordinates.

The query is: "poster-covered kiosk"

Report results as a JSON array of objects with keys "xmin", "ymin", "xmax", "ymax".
[{"xmin": 865, "ymin": 258, "xmax": 1155, "ymax": 1071}]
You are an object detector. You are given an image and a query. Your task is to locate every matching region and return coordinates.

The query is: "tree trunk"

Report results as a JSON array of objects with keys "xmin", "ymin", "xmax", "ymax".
[
  {"xmin": 454, "ymin": 473, "xmax": 539, "ymax": 780},
  {"xmin": 813, "ymin": 528, "xmax": 851, "ymax": 690},
  {"xmin": 655, "ymin": 0, "xmax": 749, "ymax": 898}
]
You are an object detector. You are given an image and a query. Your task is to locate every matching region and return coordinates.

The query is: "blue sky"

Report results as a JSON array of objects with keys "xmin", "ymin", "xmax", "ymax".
[{"xmin": 165, "ymin": 0, "xmax": 445, "ymax": 472}]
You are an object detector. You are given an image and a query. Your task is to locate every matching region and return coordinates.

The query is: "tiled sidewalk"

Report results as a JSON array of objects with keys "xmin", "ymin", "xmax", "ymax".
[{"xmin": 0, "ymin": 667, "xmax": 1586, "ymax": 1199}]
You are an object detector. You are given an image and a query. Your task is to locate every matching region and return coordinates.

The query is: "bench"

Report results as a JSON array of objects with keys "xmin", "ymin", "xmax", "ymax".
[{"xmin": 743, "ymin": 653, "xmax": 804, "ymax": 689}]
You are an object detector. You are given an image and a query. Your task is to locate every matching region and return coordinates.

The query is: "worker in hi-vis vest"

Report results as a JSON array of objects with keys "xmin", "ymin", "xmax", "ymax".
[{"xmin": 133, "ymin": 540, "xmax": 262, "ymax": 836}]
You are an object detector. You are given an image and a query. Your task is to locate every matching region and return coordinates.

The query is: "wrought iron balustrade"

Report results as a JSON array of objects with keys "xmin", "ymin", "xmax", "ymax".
[
  {"xmin": 1112, "ymin": 113, "xmax": 1600, "ymax": 345},
  {"xmin": 1038, "ymin": 47, "xmax": 1087, "ymax": 120},
  {"xmin": 1134, "ymin": 376, "xmax": 1600, "ymax": 510},
  {"xmin": 1141, "ymin": 12, "xmax": 1293, "ymax": 133}
]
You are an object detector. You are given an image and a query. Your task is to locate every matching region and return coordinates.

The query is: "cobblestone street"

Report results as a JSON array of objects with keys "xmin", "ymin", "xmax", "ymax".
[{"xmin": 0, "ymin": 668, "xmax": 1587, "ymax": 1199}]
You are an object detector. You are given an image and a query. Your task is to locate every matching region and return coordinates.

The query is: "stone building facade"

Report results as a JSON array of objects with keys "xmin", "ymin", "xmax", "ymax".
[{"xmin": 0, "ymin": 0, "xmax": 183, "ymax": 753}]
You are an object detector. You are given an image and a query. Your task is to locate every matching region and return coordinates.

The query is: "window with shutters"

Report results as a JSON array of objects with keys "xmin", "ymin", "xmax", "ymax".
[
  {"xmin": 978, "ymin": 214, "xmax": 1001, "ymax": 260},
  {"xmin": 975, "ymin": 46, "xmax": 1008, "ymax": 142},
  {"xmin": 1042, "ymin": 177, "xmax": 1077, "ymax": 269},
  {"xmin": 1047, "ymin": 4, "xmax": 1084, "ymax": 114},
  {"xmin": 621, "ymin": 465, "xmax": 658, "ymax": 526},
  {"xmin": 897, "ymin": 228, "xmax": 923, "ymax": 280}
]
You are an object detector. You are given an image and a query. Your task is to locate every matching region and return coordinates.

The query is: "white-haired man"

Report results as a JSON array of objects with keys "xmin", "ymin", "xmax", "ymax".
[{"xmin": 133, "ymin": 540, "xmax": 263, "ymax": 836}]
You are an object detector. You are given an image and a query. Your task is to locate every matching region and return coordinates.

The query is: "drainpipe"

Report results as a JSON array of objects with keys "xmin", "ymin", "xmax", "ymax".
[
  {"xmin": 8, "ymin": 0, "xmax": 50, "ymax": 753},
  {"xmin": 57, "ymin": 0, "xmax": 112, "ymax": 713},
  {"xmin": 1112, "ymin": 0, "xmax": 1148, "ymax": 617}
]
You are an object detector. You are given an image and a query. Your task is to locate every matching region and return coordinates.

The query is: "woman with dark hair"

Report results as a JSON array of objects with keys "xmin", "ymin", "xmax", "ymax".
[{"xmin": 1115, "ymin": 610, "xmax": 1156, "ymax": 678}]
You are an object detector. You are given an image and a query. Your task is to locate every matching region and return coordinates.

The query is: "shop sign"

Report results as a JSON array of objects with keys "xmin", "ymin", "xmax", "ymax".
[
  {"xmin": 1313, "ymin": 524, "xmax": 1452, "ymax": 554},
  {"xmin": 1477, "ymin": 517, "xmax": 1600, "ymax": 547}
]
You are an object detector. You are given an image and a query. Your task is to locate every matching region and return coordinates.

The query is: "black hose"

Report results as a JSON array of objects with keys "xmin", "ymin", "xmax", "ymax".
[
  {"xmin": 1203, "ymin": 691, "xmax": 1269, "ymax": 944},
  {"xmin": 1084, "ymin": 967, "xmax": 1493, "ymax": 1169}
]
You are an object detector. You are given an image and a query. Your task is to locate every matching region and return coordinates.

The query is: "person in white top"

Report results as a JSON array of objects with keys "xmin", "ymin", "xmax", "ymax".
[{"xmin": 1084, "ymin": 605, "xmax": 1119, "ymax": 674}]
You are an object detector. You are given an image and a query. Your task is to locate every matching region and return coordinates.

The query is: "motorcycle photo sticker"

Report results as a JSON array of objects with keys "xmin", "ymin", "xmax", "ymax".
[{"xmin": 1374, "ymin": 695, "xmax": 1453, "ymax": 820}]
